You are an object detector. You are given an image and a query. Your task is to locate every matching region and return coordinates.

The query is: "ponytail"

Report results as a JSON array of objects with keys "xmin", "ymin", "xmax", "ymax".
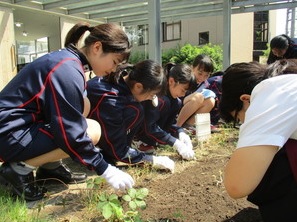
[
  {"xmin": 163, "ymin": 62, "xmax": 176, "ymax": 78},
  {"xmin": 64, "ymin": 22, "xmax": 91, "ymax": 47},
  {"xmin": 104, "ymin": 63, "xmax": 134, "ymax": 84}
]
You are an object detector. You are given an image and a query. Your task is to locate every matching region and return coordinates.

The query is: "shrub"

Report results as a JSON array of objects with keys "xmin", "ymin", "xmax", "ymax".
[
  {"xmin": 129, "ymin": 43, "xmax": 223, "ymax": 72},
  {"xmin": 163, "ymin": 43, "xmax": 223, "ymax": 72}
]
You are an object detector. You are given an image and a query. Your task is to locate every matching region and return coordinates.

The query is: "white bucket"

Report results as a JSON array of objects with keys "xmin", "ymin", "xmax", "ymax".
[{"xmin": 195, "ymin": 113, "xmax": 211, "ymax": 141}]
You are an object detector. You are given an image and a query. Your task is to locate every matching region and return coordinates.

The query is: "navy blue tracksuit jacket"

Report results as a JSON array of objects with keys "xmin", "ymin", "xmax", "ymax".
[
  {"xmin": 87, "ymin": 76, "xmax": 146, "ymax": 164},
  {"xmin": 0, "ymin": 47, "xmax": 108, "ymax": 175},
  {"xmin": 136, "ymin": 93, "xmax": 184, "ymax": 147}
]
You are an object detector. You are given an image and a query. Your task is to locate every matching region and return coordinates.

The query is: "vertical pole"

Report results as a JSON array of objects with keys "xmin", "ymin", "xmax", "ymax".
[
  {"xmin": 223, "ymin": 0, "xmax": 231, "ymax": 70},
  {"xmin": 148, "ymin": 0, "xmax": 161, "ymax": 64}
]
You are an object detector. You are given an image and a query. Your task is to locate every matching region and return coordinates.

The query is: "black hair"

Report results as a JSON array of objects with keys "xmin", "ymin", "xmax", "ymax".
[
  {"xmin": 64, "ymin": 22, "xmax": 131, "ymax": 63},
  {"xmin": 270, "ymin": 34, "xmax": 294, "ymax": 50},
  {"xmin": 105, "ymin": 60, "xmax": 166, "ymax": 95},
  {"xmin": 220, "ymin": 59, "xmax": 297, "ymax": 123},
  {"xmin": 192, "ymin": 54, "xmax": 214, "ymax": 73},
  {"xmin": 163, "ymin": 62, "xmax": 195, "ymax": 89},
  {"xmin": 219, "ymin": 62, "xmax": 267, "ymax": 123}
]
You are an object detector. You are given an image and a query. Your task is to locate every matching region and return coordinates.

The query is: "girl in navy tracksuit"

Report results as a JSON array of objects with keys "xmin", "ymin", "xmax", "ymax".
[
  {"xmin": 135, "ymin": 63, "xmax": 196, "ymax": 160},
  {"xmin": 87, "ymin": 60, "xmax": 175, "ymax": 172},
  {"xmin": 0, "ymin": 22, "xmax": 134, "ymax": 201},
  {"xmin": 267, "ymin": 34, "xmax": 297, "ymax": 64}
]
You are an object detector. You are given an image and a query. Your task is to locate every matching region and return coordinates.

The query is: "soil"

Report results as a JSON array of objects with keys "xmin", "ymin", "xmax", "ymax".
[{"xmin": 27, "ymin": 129, "xmax": 263, "ymax": 222}]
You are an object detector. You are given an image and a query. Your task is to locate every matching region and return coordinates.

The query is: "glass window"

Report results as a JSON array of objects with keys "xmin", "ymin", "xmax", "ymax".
[
  {"xmin": 254, "ymin": 11, "xmax": 268, "ymax": 42},
  {"xmin": 17, "ymin": 37, "xmax": 48, "ymax": 64},
  {"xmin": 138, "ymin": 24, "xmax": 149, "ymax": 46},
  {"xmin": 199, "ymin": 32, "xmax": 209, "ymax": 45},
  {"xmin": 162, "ymin": 21, "xmax": 181, "ymax": 42}
]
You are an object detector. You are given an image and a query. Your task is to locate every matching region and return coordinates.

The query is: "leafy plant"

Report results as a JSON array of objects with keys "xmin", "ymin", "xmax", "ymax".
[
  {"xmin": 97, "ymin": 192, "xmax": 124, "ymax": 221},
  {"xmin": 86, "ymin": 176, "xmax": 106, "ymax": 189},
  {"xmin": 129, "ymin": 51, "xmax": 148, "ymax": 64},
  {"xmin": 94, "ymin": 187, "xmax": 149, "ymax": 222},
  {"xmin": 162, "ymin": 43, "xmax": 223, "ymax": 72},
  {"xmin": 122, "ymin": 188, "xmax": 149, "ymax": 211}
]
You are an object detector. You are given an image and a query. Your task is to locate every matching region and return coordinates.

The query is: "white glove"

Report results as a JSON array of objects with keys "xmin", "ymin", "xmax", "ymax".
[
  {"xmin": 101, "ymin": 164, "xmax": 134, "ymax": 190},
  {"xmin": 179, "ymin": 132, "xmax": 193, "ymax": 150},
  {"xmin": 152, "ymin": 156, "xmax": 175, "ymax": 173},
  {"xmin": 173, "ymin": 139, "xmax": 195, "ymax": 160}
]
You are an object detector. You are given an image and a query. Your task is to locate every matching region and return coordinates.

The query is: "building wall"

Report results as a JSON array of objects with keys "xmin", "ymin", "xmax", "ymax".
[
  {"xmin": 0, "ymin": 7, "xmax": 17, "ymax": 90},
  {"xmin": 60, "ymin": 17, "xmax": 99, "ymax": 48},
  {"xmin": 230, "ymin": 13, "xmax": 254, "ymax": 63},
  {"xmin": 132, "ymin": 13, "xmax": 254, "ymax": 66}
]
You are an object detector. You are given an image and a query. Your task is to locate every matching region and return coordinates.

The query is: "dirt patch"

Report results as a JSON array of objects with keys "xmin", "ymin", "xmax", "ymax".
[
  {"xmin": 28, "ymin": 130, "xmax": 263, "ymax": 222},
  {"xmin": 139, "ymin": 157, "xmax": 262, "ymax": 222}
]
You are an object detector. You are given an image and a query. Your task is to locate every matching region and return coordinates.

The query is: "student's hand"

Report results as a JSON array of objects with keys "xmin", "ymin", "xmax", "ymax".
[
  {"xmin": 173, "ymin": 139, "xmax": 195, "ymax": 160},
  {"xmin": 101, "ymin": 164, "xmax": 134, "ymax": 190},
  {"xmin": 152, "ymin": 156, "xmax": 175, "ymax": 173},
  {"xmin": 179, "ymin": 132, "xmax": 193, "ymax": 149}
]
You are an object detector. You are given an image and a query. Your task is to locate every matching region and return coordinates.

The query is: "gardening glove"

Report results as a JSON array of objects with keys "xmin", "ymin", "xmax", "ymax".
[
  {"xmin": 179, "ymin": 132, "xmax": 193, "ymax": 150},
  {"xmin": 101, "ymin": 164, "xmax": 134, "ymax": 190},
  {"xmin": 152, "ymin": 156, "xmax": 175, "ymax": 173},
  {"xmin": 173, "ymin": 139, "xmax": 195, "ymax": 160}
]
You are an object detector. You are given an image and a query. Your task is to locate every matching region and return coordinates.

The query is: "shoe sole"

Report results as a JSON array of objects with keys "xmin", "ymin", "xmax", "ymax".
[
  {"xmin": 0, "ymin": 174, "xmax": 45, "ymax": 201},
  {"xmin": 137, "ymin": 149, "xmax": 155, "ymax": 154},
  {"xmin": 36, "ymin": 177, "xmax": 86, "ymax": 185}
]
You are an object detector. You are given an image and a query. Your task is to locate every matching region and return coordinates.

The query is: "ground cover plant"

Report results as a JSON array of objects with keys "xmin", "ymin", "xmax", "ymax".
[{"xmin": 1, "ymin": 126, "xmax": 263, "ymax": 222}]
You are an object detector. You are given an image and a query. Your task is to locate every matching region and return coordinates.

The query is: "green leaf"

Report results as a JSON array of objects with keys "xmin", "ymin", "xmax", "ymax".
[
  {"xmin": 122, "ymin": 194, "xmax": 132, "ymax": 202},
  {"xmin": 98, "ymin": 194, "xmax": 107, "ymax": 202},
  {"xmin": 97, "ymin": 201, "xmax": 106, "ymax": 210},
  {"xmin": 136, "ymin": 188, "xmax": 149, "ymax": 199},
  {"xmin": 129, "ymin": 201, "xmax": 137, "ymax": 210},
  {"xmin": 135, "ymin": 200, "xmax": 146, "ymax": 209},
  {"xmin": 94, "ymin": 177, "xmax": 104, "ymax": 185},
  {"xmin": 109, "ymin": 193, "xmax": 119, "ymax": 201},
  {"xmin": 102, "ymin": 203, "xmax": 113, "ymax": 219},
  {"xmin": 128, "ymin": 188, "xmax": 137, "ymax": 198}
]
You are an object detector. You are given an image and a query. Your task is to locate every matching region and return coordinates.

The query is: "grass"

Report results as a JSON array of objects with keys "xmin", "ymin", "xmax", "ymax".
[
  {"xmin": 0, "ymin": 125, "xmax": 239, "ymax": 222},
  {"xmin": 0, "ymin": 188, "xmax": 50, "ymax": 222}
]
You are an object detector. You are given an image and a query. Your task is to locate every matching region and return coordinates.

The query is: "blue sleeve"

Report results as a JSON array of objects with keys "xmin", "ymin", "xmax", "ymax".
[{"xmin": 139, "ymin": 98, "xmax": 178, "ymax": 146}]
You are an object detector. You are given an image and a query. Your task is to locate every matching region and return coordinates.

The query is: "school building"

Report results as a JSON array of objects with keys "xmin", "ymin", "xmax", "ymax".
[{"xmin": 0, "ymin": 0, "xmax": 296, "ymax": 90}]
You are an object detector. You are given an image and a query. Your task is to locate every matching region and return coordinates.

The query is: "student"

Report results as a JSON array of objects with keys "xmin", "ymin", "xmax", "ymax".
[
  {"xmin": 86, "ymin": 60, "xmax": 175, "ymax": 172},
  {"xmin": 206, "ymin": 71, "xmax": 223, "ymax": 132},
  {"xmin": 220, "ymin": 60, "xmax": 297, "ymax": 221},
  {"xmin": 0, "ymin": 22, "xmax": 134, "ymax": 201},
  {"xmin": 135, "ymin": 63, "xmax": 195, "ymax": 160},
  {"xmin": 267, "ymin": 34, "xmax": 297, "ymax": 64},
  {"xmin": 176, "ymin": 54, "xmax": 216, "ymax": 130}
]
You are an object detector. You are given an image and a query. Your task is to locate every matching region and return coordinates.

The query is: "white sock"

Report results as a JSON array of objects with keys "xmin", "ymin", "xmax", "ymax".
[{"xmin": 10, "ymin": 162, "xmax": 35, "ymax": 175}]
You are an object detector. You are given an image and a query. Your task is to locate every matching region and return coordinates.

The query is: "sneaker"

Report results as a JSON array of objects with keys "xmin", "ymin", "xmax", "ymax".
[
  {"xmin": 137, "ymin": 143, "xmax": 156, "ymax": 154},
  {"xmin": 36, "ymin": 163, "xmax": 87, "ymax": 184},
  {"xmin": 183, "ymin": 126, "xmax": 196, "ymax": 136},
  {"xmin": 0, "ymin": 162, "xmax": 46, "ymax": 201},
  {"xmin": 211, "ymin": 124, "xmax": 220, "ymax": 133}
]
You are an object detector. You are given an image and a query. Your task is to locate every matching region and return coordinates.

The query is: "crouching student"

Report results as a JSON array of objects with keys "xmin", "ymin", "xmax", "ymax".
[
  {"xmin": 87, "ymin": 60, "xmax": 175, "ymax": 172},
  {"xmin": 0, "ymin": 22, "xmax": 135, "ymax": 201},
  {"xmin": 135, "ymin": 63, "xmax": 196, "ymax": 160},
  {"xmin": 220, "ymin": 60, "xmax": 297, "ymax": 221},
  {"xmin": 176, "ymin": 54, "xmax": 216, "ymax": 130}
]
